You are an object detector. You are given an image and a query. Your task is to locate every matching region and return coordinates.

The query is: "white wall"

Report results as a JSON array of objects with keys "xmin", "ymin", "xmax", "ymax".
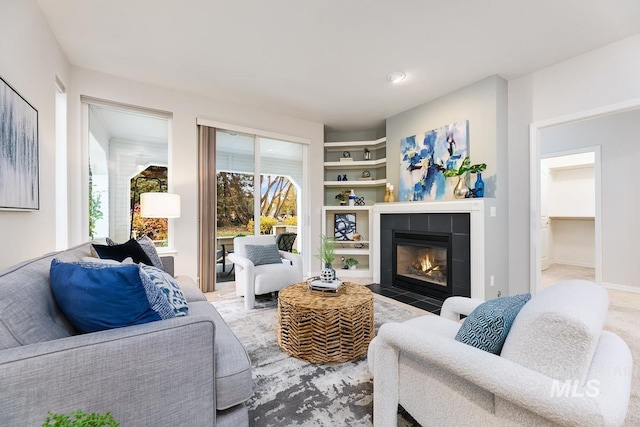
[
  {"xmin": 386, "ymin": 75, "xmax": 510, "ymax": 299},
  {"xmin": 508, "ymin": 34, "xmax": 640, "ymax": 293},
  {"xmin": 539, "ymin": 111, "xmax": 640, "ymax": 288},
  {"xmin": 550, "ymin": 219, "xmax": 595, "ymax": 267},
  {"xmin": 67, "ymin": 68, "xmax": 324, "ymax": 280},
  {"xmin": 546, "ymin": 166, "xmax": 595, "ymax": 218},
  {"xmin": 0, "ymin": 0, "xmax": 70, "ymax": 268}
]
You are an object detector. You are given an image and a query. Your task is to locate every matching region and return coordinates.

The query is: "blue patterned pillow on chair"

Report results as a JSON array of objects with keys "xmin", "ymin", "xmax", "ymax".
[
  {"xmin": 455, "ymin": 293, "xmax": 531, "ymax": 354},
  {"xmin": 245, "ymin": 244, "xmax": 283, "ymax": 266}
]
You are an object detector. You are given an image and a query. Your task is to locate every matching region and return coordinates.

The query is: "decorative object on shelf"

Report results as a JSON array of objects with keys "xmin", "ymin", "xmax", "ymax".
[
  {"xmin": 320, "ymin": 267, "xmax": 335, "ymax": 282},
  {"xmin": 399, "ymin": 120, "xmax": 468, "ymax": 201},
  {"xmin": 361, "ymin": 170, "xmax": 371, "ymax": 178},
  {"xmin": 340, "ymin": 149, "xmax": 353, "ymax": 162},
  {"xmin": 353, "ymin": 232, "xmax": 362, "ymax": 241},
  {"xmin": 473, "ymin": 172, "xmax": 485, "ymax": 198},
  {"xmin": 348, "ymin": 189, "xmax": 356, "ymax": 206},
  {"xmin": 342, "ymin": 174, "xmax": 348, "ymax": 181},
  {"xmin": 0, "ymin": 76, "xmax": 39, "ymax": 211},
  {"xmin": 364, "ymin": 148, "xmax": 371, "ymax": 160},
  {"xmin": 335, "ymin": 189, "xmax": 349, "ymax": 205},
  {"xmin": 453, "ymin": 176, "xmax": 470, "ymax": 199},
  {"xmin": 334, "ymin": 213, "xmax": 356, "ymax": 241},
  {"xmin": 337, "ymin": 174, "xmax": 342, "ymax": 181},
  {"xmin": 443, "ymin": 156, "xmax": 486, "ymax": 199},
  {"xmin": 345, "ymin": 258, "xmax": 358, "ymax": 270},
  {"xmin": 354, "ymin": 196, "xmax": 365, "ymax": 206},
  {"xmin": 315, "ymin": 234, "xmax": 336, "ymax": 282},
  {"xmin": 384, "ymin": 183, "xmax": 395, "ymax": 202}
]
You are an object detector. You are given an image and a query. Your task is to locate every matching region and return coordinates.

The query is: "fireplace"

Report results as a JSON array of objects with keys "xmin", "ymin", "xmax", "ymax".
[
  {"xmin": 393, "ymin": 231, "xmax": 452, "ymax": 300},
  {"xmin": 377, "ymin": 210, "xmax": 472, "ymax": 301}
]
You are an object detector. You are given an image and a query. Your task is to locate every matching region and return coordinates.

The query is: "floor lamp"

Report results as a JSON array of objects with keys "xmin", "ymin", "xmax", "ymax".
[{"xmin": 133, "ymin": 192, "xmax": 181, "ymax": 240}]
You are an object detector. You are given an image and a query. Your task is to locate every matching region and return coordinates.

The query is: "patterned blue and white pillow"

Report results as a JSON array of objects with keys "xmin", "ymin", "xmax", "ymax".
[
  {"xmin": 140, "ymin": 265, "xmax": 189, "ymax": 317},
  {"xmin": 245, "ymin": 244, "xmax": 282, "ymax": 266},
  {"xmin": 136, "ymin": 235, "xmax": 165, "ymax": 271},
  {"xmin": 455, "ymin": 293, "xmax": 531, "ymax": 354}
]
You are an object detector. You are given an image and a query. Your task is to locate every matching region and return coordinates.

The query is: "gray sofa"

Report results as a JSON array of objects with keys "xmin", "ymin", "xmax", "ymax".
[{"xmin": 0, "ymin": 243, "xmax": 253, "ymax": 426}]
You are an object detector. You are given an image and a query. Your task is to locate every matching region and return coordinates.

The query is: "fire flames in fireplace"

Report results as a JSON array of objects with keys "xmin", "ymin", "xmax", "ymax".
[{"xmin": 397, "ymin": 246, "xmax": 448, "ymax": 287}]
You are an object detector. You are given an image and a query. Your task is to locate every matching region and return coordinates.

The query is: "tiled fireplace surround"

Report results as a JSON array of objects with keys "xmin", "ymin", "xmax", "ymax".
[{"xmin": 370, "ymin": 201, "xmax": 486, "ymax": 312}]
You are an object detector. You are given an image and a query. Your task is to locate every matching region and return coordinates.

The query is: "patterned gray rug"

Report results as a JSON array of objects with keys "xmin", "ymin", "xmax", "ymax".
[{"xmin": 211, "ymin": 293, "xmax": 427, "ymax": 426}]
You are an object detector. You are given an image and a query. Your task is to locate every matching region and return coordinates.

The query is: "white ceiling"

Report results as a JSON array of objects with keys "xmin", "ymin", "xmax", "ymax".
[{"xmin": 38, "ymin": 0, "xmax": 640, "ymax": 132}]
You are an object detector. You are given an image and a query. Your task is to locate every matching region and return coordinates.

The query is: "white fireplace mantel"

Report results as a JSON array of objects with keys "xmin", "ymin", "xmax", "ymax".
[{"xmin": 373, "ymin": 200, "xmax": 485, "ymax": 300}]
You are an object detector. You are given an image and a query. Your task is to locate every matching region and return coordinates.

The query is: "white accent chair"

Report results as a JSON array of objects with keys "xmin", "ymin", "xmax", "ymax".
[
  {"xmin": 227, "ymin": 235, "xmax": 303, "ymax": 310},
  {"xmin": 367, "ymin": 280, "xmax": 633, "ymax": 426}
]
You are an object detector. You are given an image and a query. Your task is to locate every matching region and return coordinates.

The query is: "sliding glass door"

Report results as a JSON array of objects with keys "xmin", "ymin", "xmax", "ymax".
[{"xmin": 215, "ymin": 130, "xmax": 303, "ymax": 275}]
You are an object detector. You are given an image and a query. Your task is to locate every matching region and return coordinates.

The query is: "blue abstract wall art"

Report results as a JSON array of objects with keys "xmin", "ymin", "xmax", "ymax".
[
  {"xmin": 399, "ymin": 121, "xmax": 468, "ymax": 201},
  {"xmin": 0, "ymin": 76, "xmax": 39, "ymax": 210},
  {"xmin": 334, "ymin": 213, "xmax": 356, "ymax": 241}
]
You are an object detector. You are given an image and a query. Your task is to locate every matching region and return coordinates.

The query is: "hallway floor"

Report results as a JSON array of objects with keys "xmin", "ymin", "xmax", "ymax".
[{"xmin": 541, "ymin": 263, "xmax": 595, "ymax": 289}]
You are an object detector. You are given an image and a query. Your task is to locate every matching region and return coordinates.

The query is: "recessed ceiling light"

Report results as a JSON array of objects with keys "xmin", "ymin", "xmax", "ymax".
[{"xmin": 387, "ymin": 72, "xmax": 406, "ymax": 84}]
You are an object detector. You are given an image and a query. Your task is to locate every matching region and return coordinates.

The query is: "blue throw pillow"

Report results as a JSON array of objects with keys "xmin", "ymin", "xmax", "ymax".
[
  {"xmin": 455, "ymin": 293, "xmax": 531, "ymax": 354},
  {"xmin": 49, "ymin": 259, "xmax": 175, "ymax": 334},
  {"xmin": 245, "ymin": 244, "xmax": 283, "ymax": 266},
  {"xmin": 140, "ymin": 265, "xmax": 189, "ymax": 317}
]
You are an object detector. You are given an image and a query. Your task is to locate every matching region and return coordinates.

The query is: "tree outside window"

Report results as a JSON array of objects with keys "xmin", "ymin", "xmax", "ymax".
[
  {"xmin": 216, "ymin": 172, "xmax": 297, "ymax": 237},
  {"xmin": 130, "ymin": 165, "xmax": 168, "ymax": 245}
]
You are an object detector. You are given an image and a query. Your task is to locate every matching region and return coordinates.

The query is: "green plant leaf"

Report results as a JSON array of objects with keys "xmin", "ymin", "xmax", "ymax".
[{"xmin": 313, "ymin": 234, "xmax": 335, "ymax": 264}]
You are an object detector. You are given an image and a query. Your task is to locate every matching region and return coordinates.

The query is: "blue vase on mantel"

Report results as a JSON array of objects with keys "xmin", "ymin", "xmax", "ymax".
[{"xmin": 474, "ymin": 173, "xmax": 485, "ymax": 198}]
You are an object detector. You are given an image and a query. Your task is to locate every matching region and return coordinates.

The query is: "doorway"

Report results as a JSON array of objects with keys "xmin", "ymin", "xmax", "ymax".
[
  {"xmin": 539, "ymin": 150, "xmax": 598, "ymax": 290},
  {"xmin": 529, "ymin": 102, "xmax": 640, "ymax": 294},
  {"xmin": 197, "ymin": 120, "xmax": 309, "ymax": 293}
]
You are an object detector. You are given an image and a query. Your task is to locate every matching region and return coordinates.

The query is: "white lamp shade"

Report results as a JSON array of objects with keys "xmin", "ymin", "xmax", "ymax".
[{"xmin": 140, "ymin": 193, "xmax": 181, "ymax": 218}]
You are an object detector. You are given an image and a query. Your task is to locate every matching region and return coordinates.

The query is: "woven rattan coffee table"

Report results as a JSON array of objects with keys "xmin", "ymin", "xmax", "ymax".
[{"xmin": 277, "ymin": 282, "xmax": 374, "ymax": 364}]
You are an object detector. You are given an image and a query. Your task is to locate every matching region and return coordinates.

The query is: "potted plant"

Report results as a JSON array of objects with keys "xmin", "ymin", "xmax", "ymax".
[
  {"xmin": 314, "ymin": 234, "xmax": 336, "ymax": 282},
  {"xmin": 443, "ymin": 157, "xmax": 486, "ymax": 198},
  {"xmin": 335, "ymin": 189, "xmax": 349, "ymax": 206},
  {"xmin": 344, "ymin": 258, "xmax": 358, "ymax": 270},
  {"xmin": 43, "ymin": 409, "xmax": 119, "ymax": 427}
]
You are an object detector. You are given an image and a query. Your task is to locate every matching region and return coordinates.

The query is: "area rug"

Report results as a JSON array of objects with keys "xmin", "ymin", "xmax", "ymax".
[{"xmin": 212, "ymin": 293, "xmax": 426, "ymax": 426}]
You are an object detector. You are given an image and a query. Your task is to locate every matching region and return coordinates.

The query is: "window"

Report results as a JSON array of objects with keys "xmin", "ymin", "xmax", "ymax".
[{"xmin": 87, "ymin": 101, "xmax": 170, "ymax": 245}]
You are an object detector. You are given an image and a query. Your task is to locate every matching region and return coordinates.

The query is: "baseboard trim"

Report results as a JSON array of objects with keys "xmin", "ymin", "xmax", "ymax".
[{"xmin": 601, "ymin": 281, "xmax": 640, "ymax": 294}]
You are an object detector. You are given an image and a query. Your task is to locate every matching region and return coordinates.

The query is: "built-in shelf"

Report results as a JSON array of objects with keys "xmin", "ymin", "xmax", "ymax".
[
  {"xmin": 334, "ymin": 248, "xmax": 370, "ymax": 255},
  {"xmin": 324, "ymin": 179, "xmax": 387, "ymax": 187},
  {"xmin": 322, "ymin": 205, "xmax": 373, "ymax": 278},
  {"xmin": 549, "ymin": 216, "xmax": 595, "ymax": 220},
  {"xmin": 324, "ymin": 137, "xmax": 386, "ymax": 151},
  {"xmin": 324, "ymin": 158, "xmax": 387, "ymax": 169}
]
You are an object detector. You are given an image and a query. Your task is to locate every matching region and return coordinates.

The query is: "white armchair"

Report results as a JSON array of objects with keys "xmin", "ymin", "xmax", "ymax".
[
  {"xmin": 367, "ymin": 280, "xmax": 633, "ymax": 426},
  {"xmin": 227, "ymin": 235, "xmax": 303, "ymax": 309}
]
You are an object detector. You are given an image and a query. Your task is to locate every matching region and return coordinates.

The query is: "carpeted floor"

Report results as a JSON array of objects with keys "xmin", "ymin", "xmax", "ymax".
[
  {"xmin": 212, "ymin": 293, "xmax": 426, "ymax": 426},
  {"xmin": 212, "ymin": 289, "xmax": 639, "ymax": 426}
]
